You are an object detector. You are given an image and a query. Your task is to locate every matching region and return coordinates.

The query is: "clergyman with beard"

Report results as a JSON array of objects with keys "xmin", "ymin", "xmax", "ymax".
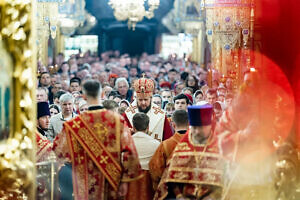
[{"xmin": 123, "ymin": 76, "xmax": 173, "ymax": 142}]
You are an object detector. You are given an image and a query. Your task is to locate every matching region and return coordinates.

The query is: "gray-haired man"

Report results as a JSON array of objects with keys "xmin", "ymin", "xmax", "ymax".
[
  {"xmin": 115, "ymin": 77, "xmax": 133, "ymax": 102},
  {"xmin": 49, "ymin": 93, "xmax": 76, "ymax": 141}
]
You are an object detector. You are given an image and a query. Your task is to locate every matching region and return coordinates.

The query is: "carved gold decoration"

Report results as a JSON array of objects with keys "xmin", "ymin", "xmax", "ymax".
[
  {"xmin": 203, "ymin": 0, "xmax": 254, "ymax": 87},
  {"xmin": 0, "ymin": 0, "xmax": 36, "ymax": 199},
  {"xmin": 37, "ymin": 0, "xmax": 61, "ymax": 39},
  {"xmin": 36, "ymin": 0, "xmax": 60, "ymax": 66}
]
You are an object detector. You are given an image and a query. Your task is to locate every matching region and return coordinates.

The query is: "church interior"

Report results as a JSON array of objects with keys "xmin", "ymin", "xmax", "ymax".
[{"xmin": 0, "ymin": 0, "xmax": 300, "ymax": 199}]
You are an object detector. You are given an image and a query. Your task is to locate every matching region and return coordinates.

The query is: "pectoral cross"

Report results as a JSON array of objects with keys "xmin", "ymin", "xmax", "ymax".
[
  {"xmin": 72, "ymin": 120, "xmax": 81, "ymax": 129},
  {"xmin": 153, "ymin": 106, "xmax": 163, "ymax": 115},
  {"xmin": 100, "ymin": 155, "xmax": 108, "ymax": 164},
  {"xmin": 127, "ymin": 106, "xmax": 136, "ymax": 114}
]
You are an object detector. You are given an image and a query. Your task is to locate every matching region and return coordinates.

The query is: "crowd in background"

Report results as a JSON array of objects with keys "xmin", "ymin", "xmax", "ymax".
[{"xmin": 37, "ymin": 50, "xmax": 236, "ymax": 141}]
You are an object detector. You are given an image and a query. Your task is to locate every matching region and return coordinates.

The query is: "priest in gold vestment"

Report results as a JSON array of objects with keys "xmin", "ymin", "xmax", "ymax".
[
  {"xmin": 155, "ymin": 105, "xmax": 224, "ymax": 200},
  {"xmin": 53, "ymin": 80, "xmax": 142, "ymax": 200},
  {"xmin": 149, "ymin": 109, "xmax": 189, "ymax": 191}
]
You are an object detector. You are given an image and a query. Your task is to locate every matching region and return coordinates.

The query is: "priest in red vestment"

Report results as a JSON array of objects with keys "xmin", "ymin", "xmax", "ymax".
[
  {"xmin": 36, "ymin": 102, "xmax": 57, "ymax": 200},
  {"xmin": 53, "ymin": 80, "xmax": 143, "ymax": 200},
  {"xmin": 123, "ymin": 76, "xmax": 173, "ymax": 142},
  {"xmin": 155, "ymin": 105, "xmax": 224, "ymax": 200},
  {"xmin": 36, "ymin": 102, "xmax": 53, "ymax": 162},
  {"xmin": 36, "ymin": 132, "xmax": 53, "ymax": 162}
]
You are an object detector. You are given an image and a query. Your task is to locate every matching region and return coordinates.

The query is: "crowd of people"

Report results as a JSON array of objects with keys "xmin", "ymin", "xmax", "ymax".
[
  {"xmin": 35, "ymin": 50, "xmax": 241, "ymax": 200},
  {"xmin": 37, "ymin": 50, "xmax": 236, "ymax": 140}
]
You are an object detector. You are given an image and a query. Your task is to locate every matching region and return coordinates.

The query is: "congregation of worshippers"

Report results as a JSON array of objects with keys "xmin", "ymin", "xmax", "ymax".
[{"xmin": 36, "ymin": 50, "xmax": 238, "ymax": 200}]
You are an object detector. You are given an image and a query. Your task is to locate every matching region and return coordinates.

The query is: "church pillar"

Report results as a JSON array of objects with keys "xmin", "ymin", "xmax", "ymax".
[{"xmin": 55, "ymin": 28, "xmax": 65, "ymax": 55}]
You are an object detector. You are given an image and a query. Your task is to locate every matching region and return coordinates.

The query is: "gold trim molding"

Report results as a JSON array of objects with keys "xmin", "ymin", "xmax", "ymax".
[{"xmin": 0, "ymin": 0, "xmax": 36, "ymax": 199}]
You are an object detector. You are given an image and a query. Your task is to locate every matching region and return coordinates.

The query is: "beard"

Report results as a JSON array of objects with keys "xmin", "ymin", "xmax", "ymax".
[
  {"xmin": 191, "ymin": 131, "xmax": 211, "ymax": 144},
  {"xmin": 38, "ymin": 126, "xmax": 48, "ymax": 132},
  {"xmin": 138, "ymin": 104, "xmax": 152, "ymax": 113}
]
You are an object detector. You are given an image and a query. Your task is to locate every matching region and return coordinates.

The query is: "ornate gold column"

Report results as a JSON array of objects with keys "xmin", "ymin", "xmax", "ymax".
[
  {"xmin": 204, "ymin": 0, "xmax": 253, "ymax": 89},
  {"xmin": 191, "ymin": 36, "xmax": 199, "ymax": 63},
  {"xmin": 40, "ymin": 33, "xmax": 48, "ymax": 66},
  {"xmin": 55, "ymin": 28, "xmax": 65, "ymax": 55},
  {"xmin": 191, "ymin": 24, "xmax": 205, "ymax": 65},
  {"xmin": 0, "ymin": 0, "xmax": 36, "ymax": 199},
  {"xmin": 36, "ymin": 0, "xmax": 61, "ymax": 66}
]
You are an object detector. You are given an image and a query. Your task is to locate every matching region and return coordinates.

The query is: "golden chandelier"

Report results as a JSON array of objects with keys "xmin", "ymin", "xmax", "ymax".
[{"xmin": 108, "ymin": 0, "xmax": 160, "ymax": 30}]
